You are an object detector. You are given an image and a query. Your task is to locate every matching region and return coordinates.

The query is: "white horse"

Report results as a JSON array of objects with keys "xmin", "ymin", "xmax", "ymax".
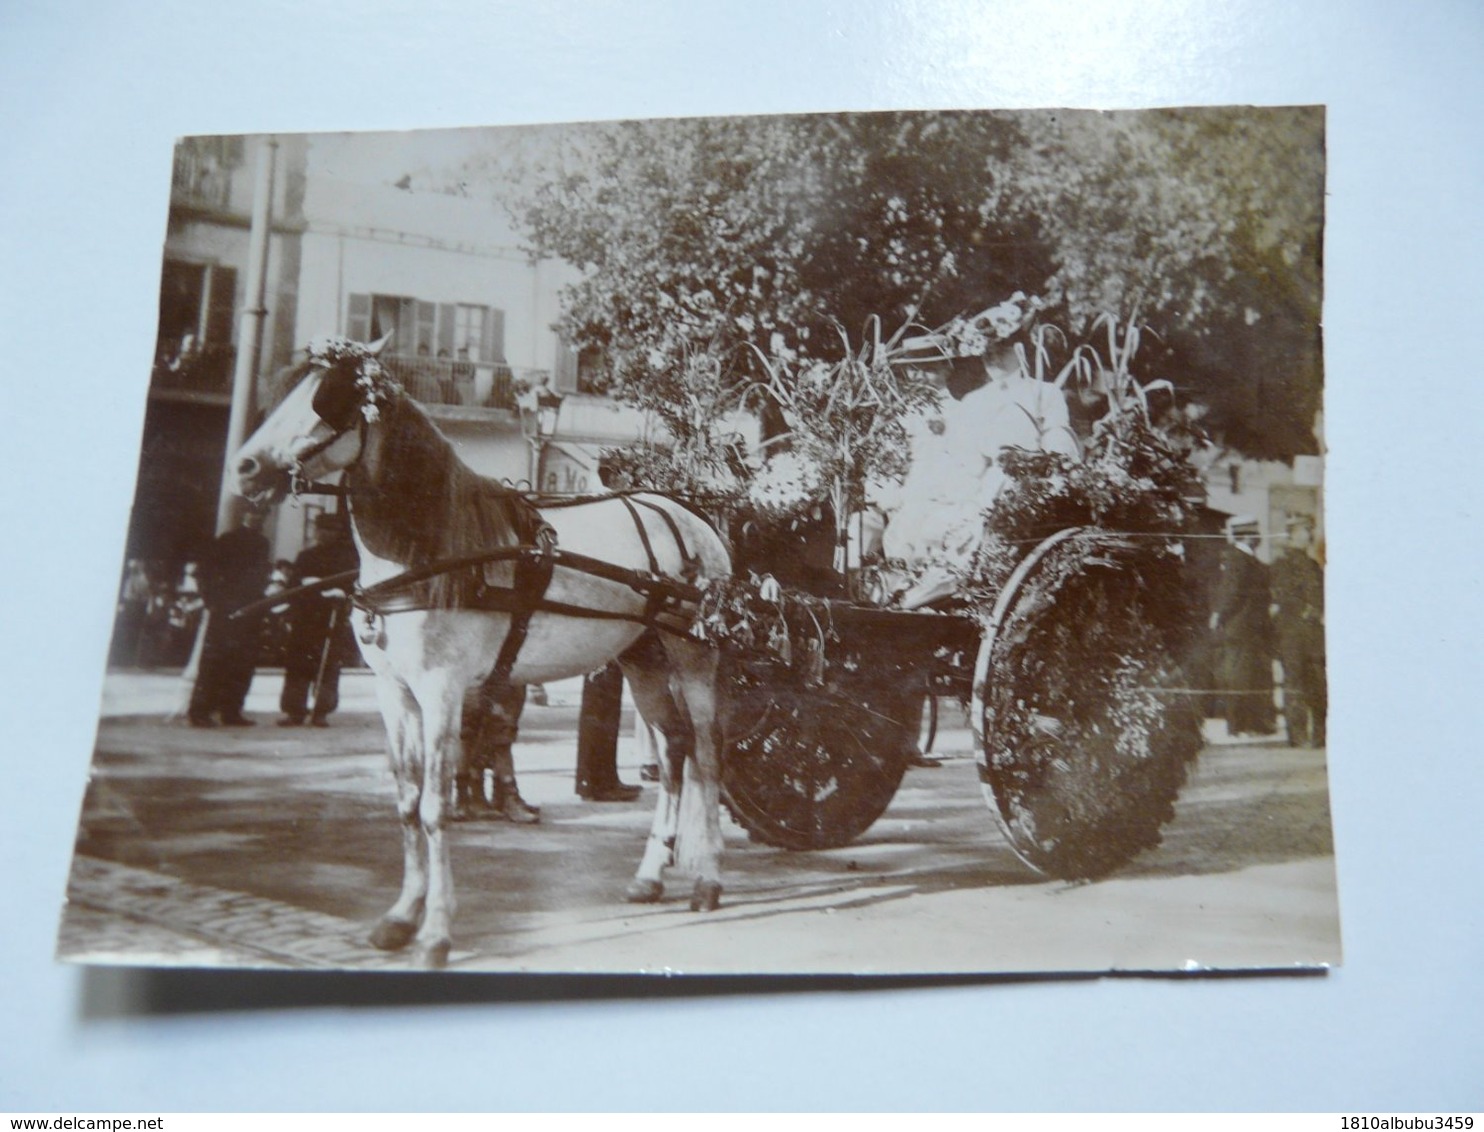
[{"xmin": 232, "ymin": 336, "xmax": 732, "ymax": 967}]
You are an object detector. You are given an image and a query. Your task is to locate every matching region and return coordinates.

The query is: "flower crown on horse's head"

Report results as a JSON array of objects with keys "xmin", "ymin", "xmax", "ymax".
[{"xmin": 306, "ymin": 335, "xmax": 403, "ymax": 423}]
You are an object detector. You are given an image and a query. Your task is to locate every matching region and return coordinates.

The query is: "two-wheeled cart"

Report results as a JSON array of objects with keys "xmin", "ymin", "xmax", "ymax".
[
  {"xmin": 719, "ymin": 525, "xmax": 1203, "ymax": 880},
  {"xmin": 242, "ymin": 515, "xmax": 1202, "ymax": 881}
]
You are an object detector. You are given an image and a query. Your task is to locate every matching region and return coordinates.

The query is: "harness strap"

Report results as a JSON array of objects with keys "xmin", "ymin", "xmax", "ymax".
[
  {"xmin": 291, "ymin": 418, "xmax": 364, "ymax": 498},
  {"xmin": 291, "ymin": 480, "xmax": 348, "ymax": 498},
  {"xmin": 229, "ymin": 568, "xmax": 360, "ymax": 621},
  {"xmin": 356, "ymin": 582, "xmax": 693, "ymax": 637},
  {"xmin": 347, "ymin": 544, "xmax": 705, "ymax": 648},
  {"xmin": 351, "ymin": 545, "xmax": 703, "ymax": 612},
  {"xmin": 619, "ymin": 496, "xmax": 701, "ymax": 623},
  {"xmin": 632, "ymin": 497, "xmax": 701, "ymax": 582},
  {"xmin": 617, "ymin": 496, "xmax": 662, "ymax": 574},
  {"xmin": 487, "ymin": 546, "xmax": 558, "ymax": 685}
]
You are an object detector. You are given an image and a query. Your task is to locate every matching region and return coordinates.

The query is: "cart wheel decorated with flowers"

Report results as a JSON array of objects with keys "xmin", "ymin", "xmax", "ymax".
[
  {"xmin": 970, "ymin": 527, "xmax": 1203, "ymax": 880},
  {"xmin": 720, "ymin": 677, "xmax": 919, "ymax": 851},
  {"xmin": 706, "ymin": 591, "xmax": 977, "ymax": 852}
]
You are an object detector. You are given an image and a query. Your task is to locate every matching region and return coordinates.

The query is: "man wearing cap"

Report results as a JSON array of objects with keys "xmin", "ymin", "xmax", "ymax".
[
  {"xmin": 1271, "ymin": 513, "xmax": 1326, "ymax": 747},
  {"xmin": 278, "ymin": 512, "xmax": 358, "ymax": 727},
  {"xmin": 188, "ymin": 508, "xmax": 271, "ymax": 727}
]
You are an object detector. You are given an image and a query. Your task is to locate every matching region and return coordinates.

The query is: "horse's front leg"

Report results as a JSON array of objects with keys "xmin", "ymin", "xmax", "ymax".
[
  {"xmin": 412, "ymin": 675, "xmax": 467, "ymax": 968},
  {"xmin": 367, "ymin": 674, "xmax": 428, "ymax": 952}
]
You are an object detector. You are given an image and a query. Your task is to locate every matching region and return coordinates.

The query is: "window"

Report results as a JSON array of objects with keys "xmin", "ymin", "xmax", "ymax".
[
  {"xmin": 159, "ymin": 261, "xmax": 207, "ymax": 348},
  {"xmin": 347, "ymin": 293, "xmax": 504, "ymax": 362},
  {"xmin": 158, "ymin": 260, "xmax": 236, "ymax": 347},
  {"xmin": 576, "ymin": 346, "xmax": 606, "ymax": 394},
  {"xmin": 454, "ymin": 304, "xmax": 482, "ymax": 359},
  {"xmin": 172, "ymin": 136, "xmax": 245, "ymax": 209},
  {"xmin": 555, "ymin": 338, "xmax": 607, "ymax": 394},
  {"xmin": 152, "ymin": 259, "xmax": 237, "ymax": 388}
]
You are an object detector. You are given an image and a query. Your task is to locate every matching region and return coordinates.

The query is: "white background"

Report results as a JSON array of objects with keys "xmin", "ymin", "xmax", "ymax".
[{"xmin": 2, "ymin": 0, "xmax": 1480, "ymax": 1112}]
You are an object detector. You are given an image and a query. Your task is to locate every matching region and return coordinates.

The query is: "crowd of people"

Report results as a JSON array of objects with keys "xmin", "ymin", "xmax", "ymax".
[
  {"xmin": 107, "ymin": 559, "xmax": 205, "ymax": 669},
  {"xmin": 176, "ymin": 509, "xmax": 360, "ymax": 729},
  {"xmin": 1208, "ymin": 512, "xmax": 1327, "ymax": 748},
  {"xmin": 108, "ymin": 503, "xmax": 631, "ymax": 817}
]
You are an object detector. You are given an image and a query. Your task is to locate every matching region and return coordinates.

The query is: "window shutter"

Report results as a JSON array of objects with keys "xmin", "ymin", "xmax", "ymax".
[
  {"xmin": 436, "ymin": 304, "xmax": 456, "ymax": 356},
  {"xmin": 415, "ymin": 302, "xmax": 436, "ymax": 355},
  {"xmin": 555, "ymin": 339, "xmax": 578, "ymax": 391},
  {"xmin": 205, "ymin": 265, "xmax": 237, "ymax": 345},
  {"xmin": 484, "ymin": 307, "xmax": 505, "ymax": 362},
  {"xmin": 347, "ymin": 293, "xmax": 371, "ymax": 342},
  {"xmin": 397, "ymin": 298, "xmax": 419, "ymax": 355}
]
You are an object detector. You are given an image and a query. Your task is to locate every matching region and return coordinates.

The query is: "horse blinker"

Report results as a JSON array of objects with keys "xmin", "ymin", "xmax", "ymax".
[{"xmin": 311, "ymin": 362, "xmax": 362, "ymax": 431}]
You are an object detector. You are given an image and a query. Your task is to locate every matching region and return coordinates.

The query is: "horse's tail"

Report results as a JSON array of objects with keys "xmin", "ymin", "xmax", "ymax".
[{"xmin": 672, "ymin": 756, "xmax": 711, "ymax": 876}]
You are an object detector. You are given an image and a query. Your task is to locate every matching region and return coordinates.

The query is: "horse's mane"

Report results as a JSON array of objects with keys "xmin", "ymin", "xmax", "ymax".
[{"xmin": 348, "ymin": 389, "xmax": 544, "ymax": 608}]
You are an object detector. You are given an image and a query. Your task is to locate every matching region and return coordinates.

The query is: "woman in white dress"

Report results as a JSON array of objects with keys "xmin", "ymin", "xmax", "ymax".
[{"xmin": 881, "ymin": 343, "xmax": 1078, "ymax": 607}]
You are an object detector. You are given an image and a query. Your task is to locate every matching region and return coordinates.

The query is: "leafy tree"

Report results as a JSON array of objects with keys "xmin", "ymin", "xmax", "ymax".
[
  {"xmin": 491, "ymin": 106, "xmax": 1324, "ymax": 459},
  {"xmin": 1008, "ymin": 107, "xmax": 1324, "ymax": 456}
]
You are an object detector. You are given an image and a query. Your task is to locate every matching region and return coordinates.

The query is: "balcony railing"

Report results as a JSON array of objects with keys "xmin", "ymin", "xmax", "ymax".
[
  {"xmin": 145, "ymin": 347, "xmax": 532, "ymax": 412},
  {"xmin": 171, "ymin": 148, "xmax": 234, "ymax": 212},
  {"xmin": 151, "ymin": 342, "xmax": 236, "ymax": 396},
  {"xmin": 381, "ymin": 357, "xmax": 521, "ymax": 412}
]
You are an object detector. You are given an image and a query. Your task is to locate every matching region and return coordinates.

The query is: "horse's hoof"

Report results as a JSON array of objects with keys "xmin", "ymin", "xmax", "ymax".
[
  {"xmin": 624, "ymin": 879, "xmax": 664, "ymax": 904},
  {"xmin": 416, "ymin": 939, "xmax": 451, "ymax": 970},
  {"xmin": 369, "ymin": 917, "xmax": 418, "ymax": 951},
  {"xmin": 690, "ymin": 879, "xmax": 722, "ymax": 913}
]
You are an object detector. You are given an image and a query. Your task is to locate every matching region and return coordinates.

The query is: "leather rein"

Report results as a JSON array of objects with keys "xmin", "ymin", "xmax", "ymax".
[
  {"xmin": 262, "ymin": 417, "xmax": 707, "ymax": 647},
  {"xmin": 257, "ymin": 385, "xmax": 712, "ymax": 687},
  {"xmin": 288, "ymin": 415, "xmax": 364, "ymax": 499}
]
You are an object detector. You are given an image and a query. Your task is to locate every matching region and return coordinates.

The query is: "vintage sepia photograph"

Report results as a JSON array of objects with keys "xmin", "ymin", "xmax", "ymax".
[{"xmin": 56, "ymin": 107, "xmax": 1334, "ymax": 974}]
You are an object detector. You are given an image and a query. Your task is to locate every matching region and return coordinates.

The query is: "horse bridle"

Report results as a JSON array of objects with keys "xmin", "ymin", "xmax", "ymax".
[{"xmin": 289, "ymin": 367, "xmax": 369, "ymax": 498}]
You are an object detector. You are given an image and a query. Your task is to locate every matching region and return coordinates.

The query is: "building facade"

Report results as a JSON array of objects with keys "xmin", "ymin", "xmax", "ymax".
[
  {"xmin": 127, "ymin": 133, "xmax": 648, "ymax": 585},
  {"xmin": 1193, "ymin": 440, "xmax": 1324, "ymax": 564}
]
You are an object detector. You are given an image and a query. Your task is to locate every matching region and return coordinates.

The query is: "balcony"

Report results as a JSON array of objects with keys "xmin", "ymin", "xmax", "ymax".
[
  {"xmin": 145, "ymin": 346, "xmax": 536, "ymax": 415},
  {"xmin": 171, "ymin": 147, "xmax": 235, "ymax": 213},
  {"xmin": 381, "ymin": 357, "xmax": 523, "ymax": 413},
  {"xmin": 150, "ymin": 342, "xmax": 236, "ymax": 399}
]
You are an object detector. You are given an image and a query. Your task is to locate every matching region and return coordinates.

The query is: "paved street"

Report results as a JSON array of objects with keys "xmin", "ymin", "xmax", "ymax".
[{"xmin": 58, "ymin": 669, "xmax": 1341, "ymax": 974}]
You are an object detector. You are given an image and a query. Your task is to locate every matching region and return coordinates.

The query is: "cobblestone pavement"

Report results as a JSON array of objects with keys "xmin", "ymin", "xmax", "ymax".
[
  {"xmin": 64, "ymin": 855, "xmax": 412, "ymax": 969},
  {"xmin": 57, "ymin": 671, "xmax": 1340, "ymax": 974}
]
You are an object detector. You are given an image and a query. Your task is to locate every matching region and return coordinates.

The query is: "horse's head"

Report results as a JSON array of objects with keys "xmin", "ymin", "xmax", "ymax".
[{"xmin": 233, "ymin": 333, "xmax": 397, "ymax": 505}]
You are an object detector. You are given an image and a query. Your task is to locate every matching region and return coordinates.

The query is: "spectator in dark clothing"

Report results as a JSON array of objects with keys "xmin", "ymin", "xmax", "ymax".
[
  {"xmin": 575, "ymin": 662, "xmax": 641, "ymax": 802},
  {"xmin": 1271, "ymin": 513, "xmax": 1326, "ymax": 747},
  {"xmin": 1210, "ymin": 517, "xmax": 1276, "ymax": 737},
  {"xmin": 188, "ymin": 509, "xmax": 271, "ymax": 727},
  {"xmin": 455, "ymin": 677, "xmax": 540, "ymax": 822},
  {"xmin": 278, "ymin": 513, "xmax": 359, "ymax": 727}
]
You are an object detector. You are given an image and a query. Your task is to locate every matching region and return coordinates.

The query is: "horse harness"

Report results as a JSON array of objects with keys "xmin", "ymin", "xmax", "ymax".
[
  {"xmin": 347, "ymin": 493, "xmax": 706, "ymax": 685},
  {"xmin": 286, "ymin": 364, "xmax": 709, "ymax": 681},
  {"xmin": 287, "ymin": 368, "xmax": 372, "ymax": 498}
]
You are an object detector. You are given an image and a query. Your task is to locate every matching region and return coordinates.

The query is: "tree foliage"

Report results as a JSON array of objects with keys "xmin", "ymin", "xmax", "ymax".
[{"xmin": 495, "ymin": 107, "xmax": 1324, "ymax": 459}]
